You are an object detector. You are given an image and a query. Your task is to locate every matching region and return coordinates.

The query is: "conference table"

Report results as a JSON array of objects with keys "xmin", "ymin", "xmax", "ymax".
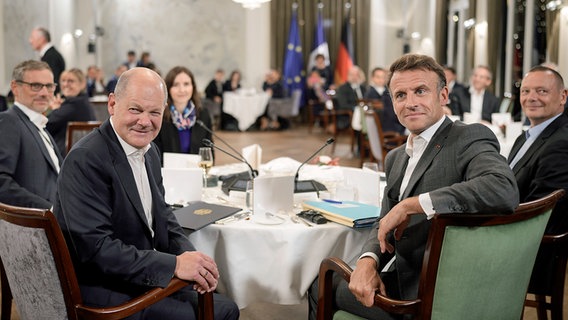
[
  {"xmin": 223, "ymin": 90, "xmax": 270, "ymax": 131},
  {"xmin": 183, "ymin": 160, "xmax": 376, "ymax": 309}
]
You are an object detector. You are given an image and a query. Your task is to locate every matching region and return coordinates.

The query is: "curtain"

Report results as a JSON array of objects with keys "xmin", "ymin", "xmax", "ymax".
[
  {"xmin": 270, "ymin": 0, "xmax": 370, "ymax": 78},
  {"xmin": 545, "ymin": 9, "xmax": 560, "ymax": 63}
]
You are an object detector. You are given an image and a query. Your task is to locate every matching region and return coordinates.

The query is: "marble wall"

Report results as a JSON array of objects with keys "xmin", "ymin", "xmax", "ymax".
[{"xmin": 1, "ymin": 0, "xmax": 269, "ymax": 93}]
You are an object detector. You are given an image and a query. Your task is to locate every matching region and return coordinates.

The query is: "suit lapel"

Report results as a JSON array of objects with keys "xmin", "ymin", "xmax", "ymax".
[
  {"xmin": 100, "ymin": 122, "xmax": 152, "ymax": 233},
  {"xmin": 13, "ymin": 106, "xmax": 60, "ymax": 173},
  {"xmin": 511, "ymin": 115, "xmax": 568, "ymax": 173},
  {"xmin": 402, "ymin": 119, "xmax": 452, "ymax": 199}
]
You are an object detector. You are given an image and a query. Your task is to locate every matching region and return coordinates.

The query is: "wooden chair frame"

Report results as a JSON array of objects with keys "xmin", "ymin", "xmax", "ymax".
[
  {"xmin": 360, "ymin": 110, "xmax": 406, "ymax": 168},
  {"xmin": 0, "ymin": 203, "xmax": 213, "ymax": 320},
  {"xmin": 524, "ymin": 230, "xmax": 568, "ymax": 320},
  {"xmin": 317, "ymin": 189, "xmax": 565, "ymax": 320},
  {"xmin": 65, "ymin": 121, "xmax": 102, "ymax": 154}
]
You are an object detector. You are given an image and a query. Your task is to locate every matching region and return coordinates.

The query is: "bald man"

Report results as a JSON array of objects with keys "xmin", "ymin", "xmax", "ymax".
[{"xmin": 54, "ymin": 68, "xmax": 239, "ymax": 319}]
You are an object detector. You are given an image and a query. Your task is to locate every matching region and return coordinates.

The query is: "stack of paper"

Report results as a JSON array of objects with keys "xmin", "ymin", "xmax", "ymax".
[{"xmin": 302, "ymin": 200, "xmax": 381, "ymax": 228}]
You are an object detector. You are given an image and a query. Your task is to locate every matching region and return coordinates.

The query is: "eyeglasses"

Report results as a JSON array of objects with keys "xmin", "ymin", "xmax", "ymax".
[{"xmin": 16, "ymin": 80, "xmax": 57, "ymax": 92}]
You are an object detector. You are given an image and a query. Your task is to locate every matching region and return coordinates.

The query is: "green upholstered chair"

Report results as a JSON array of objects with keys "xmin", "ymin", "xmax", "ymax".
[
  {"xmin": 0, "ymin": 202, "xmax": 213, "ymax": 320},
  {"xmin": 524, "ymin": 229, "xmax": 568, "ymax": 319},
  {"xmin": 317, "ymin": 189, "xmax": 565, "ymax": 320}
]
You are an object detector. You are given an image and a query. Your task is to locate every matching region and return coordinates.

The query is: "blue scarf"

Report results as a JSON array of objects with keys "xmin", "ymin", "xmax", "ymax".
[{"xmin": 170, "ymin": 101, "xmax": 196, "ymax": 131}]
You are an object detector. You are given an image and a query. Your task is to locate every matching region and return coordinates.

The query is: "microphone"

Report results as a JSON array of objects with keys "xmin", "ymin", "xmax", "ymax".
[
  {"xmin": 294, "ymin": 138, "xmax": 335, "ymax": 193},
  {"xmin": 196, "ymin": 120, "xmax": 245, "ymax": 161},
  {"xmin": 202, "ymin": 139, "xmax": 258, "ymax": 179}
]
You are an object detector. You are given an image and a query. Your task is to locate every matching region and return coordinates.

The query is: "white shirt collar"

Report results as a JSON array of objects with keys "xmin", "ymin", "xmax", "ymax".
[
  {"xmin": 405, "ymin": 115, "xmax": 446, "ymax": 156},
  {"xmin": 14, "ymin": 102, "xmax": 48, "ymax": 129},
  {"xmin": 109, "ymin": 117, "xmax": 151, "ymax": 157},
  {"xmin": 39, "ymin": 43, "xmax": 53, "ymax": 57}
]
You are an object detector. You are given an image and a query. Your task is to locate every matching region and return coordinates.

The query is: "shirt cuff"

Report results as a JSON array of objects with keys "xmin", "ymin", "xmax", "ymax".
[
  {"xmin": 419, "ymin": 193, "xmax": 436, "ymax": 219},
  {"xmin": 359, "ymin": 252, "xmax": 379, "ymax": 264}
]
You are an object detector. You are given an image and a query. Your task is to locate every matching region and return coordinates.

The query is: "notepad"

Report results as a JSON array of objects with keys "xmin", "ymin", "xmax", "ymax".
[{"xmin": 302, "ymin": 200, "xmax": 381, "ymax": 228}]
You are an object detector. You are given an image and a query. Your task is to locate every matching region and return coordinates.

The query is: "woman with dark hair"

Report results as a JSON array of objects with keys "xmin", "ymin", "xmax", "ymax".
[
  {"xmin": 46, "ymin": 68, "xmax": 96, "ymax": 156},
  {"xmin": 222, "ymin": 70, "xmax": 242, "ymax": 92},
  {"xmin": 153, "ymin": 66, "xmax": 213, "ymax": 162}
]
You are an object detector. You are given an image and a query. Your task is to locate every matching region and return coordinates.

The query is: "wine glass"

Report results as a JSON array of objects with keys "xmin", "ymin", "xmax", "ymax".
[
  {"xmin": 198, "ymin": 147, "xmax": 213, "ymax": 187},
  {"xmin": 362, "ymin": 162, "xmax": 379, "ymax": 172}
]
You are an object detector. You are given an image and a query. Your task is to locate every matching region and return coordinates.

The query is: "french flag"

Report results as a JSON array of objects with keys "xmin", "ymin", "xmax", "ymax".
[{"xmin": 307, "ymin": 9, "xmax": 330, "ymax": 71}]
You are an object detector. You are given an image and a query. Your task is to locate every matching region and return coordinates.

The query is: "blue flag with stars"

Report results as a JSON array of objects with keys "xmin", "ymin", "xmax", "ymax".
[{"xmin": 282, "ymin": 10, "xmax": 304, "ymax": 96}]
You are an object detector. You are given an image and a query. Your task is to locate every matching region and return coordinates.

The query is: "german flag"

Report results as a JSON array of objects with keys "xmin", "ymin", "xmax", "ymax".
[{"xmin": 334, "ymin": 12, "xmax": 354, "ymax": 86}]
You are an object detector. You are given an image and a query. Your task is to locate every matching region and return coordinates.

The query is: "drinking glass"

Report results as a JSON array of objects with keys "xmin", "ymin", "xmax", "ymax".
[
  {"xmin": 245, "ymin": 180, "xmax": 254, "ymax": 213},
  {"xmin": 362, "ymin": 162, "xmax": 379, "ymax": 172},
  {"xmin": 198, "ymin": 147, "xmax": 213, "ymax": 187}
]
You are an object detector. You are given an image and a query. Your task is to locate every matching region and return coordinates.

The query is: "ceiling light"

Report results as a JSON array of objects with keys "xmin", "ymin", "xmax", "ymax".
[{"xmin": 232, "ymin": 0, "xmax": 271, "ymax": 9}]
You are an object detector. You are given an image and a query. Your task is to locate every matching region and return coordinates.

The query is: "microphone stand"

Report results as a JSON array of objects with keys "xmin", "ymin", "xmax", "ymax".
[
  {"xmin": 202, "ymin": 139, "xmax": 258, "ymax": 179},
  {"xmin": 197, "ymin": 120, "xmax": 246, "ymax": 160},
  {"xmin": 294, "ymin": 138, "xmax": 335, "ymax": 193}
]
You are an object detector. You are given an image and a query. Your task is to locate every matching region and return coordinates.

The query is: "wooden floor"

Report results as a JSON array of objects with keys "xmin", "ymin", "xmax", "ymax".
[
  {"xmin": 212, "ymin": 123, "xmax": 361, "ymax": 168},
  {"xmin": 2, "ymin": 124, "xmax": 566, "ymax": 319}
]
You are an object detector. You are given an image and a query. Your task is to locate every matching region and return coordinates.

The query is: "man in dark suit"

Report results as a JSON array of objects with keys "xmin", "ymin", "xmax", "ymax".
[
  {"xmin": 53, "ymin": 68, "xmax": 239, "ymax": 319},
  {"xmin": 29, "ymin": 27, "xmax": 65, "ymax": 92},
  {"xmin": 449, "ymin": 65, "xmax": 500, "ymax": 123},
  {"xmin": 204, "ymin": 69, "xmax": 225, "ymax": 105},
  {"xmin": 508, "ymin": 65, "xmax": 568, "ymax": 295},
  {"xmin": 0, "ymin": 60, "xmax": 62, "ymax": 209},
  {"xmin": 308, "ymin": 54, "xmax": 519, "ymax": 319},
  {"xmin": 364, "ymin": 67, "xmax": 404, "ymax": 134}
]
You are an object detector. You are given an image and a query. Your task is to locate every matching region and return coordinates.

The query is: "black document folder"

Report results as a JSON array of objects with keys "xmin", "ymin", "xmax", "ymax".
[{"xmin": 173, "ymin": 201, "xmax": 241, "ymax": 231}]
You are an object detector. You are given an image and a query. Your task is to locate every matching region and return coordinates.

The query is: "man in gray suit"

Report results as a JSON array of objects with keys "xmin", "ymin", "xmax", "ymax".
[
  {"xmin": 308, "ymin": 54, "xmax": 519, "ymax": 319},
  {"xmin": 0, "ymin": 60, "xmax": 62, "ymax": 208}
]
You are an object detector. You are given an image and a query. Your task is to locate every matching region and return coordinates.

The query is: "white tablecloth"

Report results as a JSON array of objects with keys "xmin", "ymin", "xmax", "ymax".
[
  {"xmin": 187, "ymin": 217, "xmax": 370, "ymax": 308},
  {"xmin": 223, "ymin": 91, "xmax": 270, "ymax": 131}
]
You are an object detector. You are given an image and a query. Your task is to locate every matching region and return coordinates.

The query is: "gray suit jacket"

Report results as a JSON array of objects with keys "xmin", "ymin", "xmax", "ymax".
[
  {"xmin": 0, "ymin": 105, "xmax": 61, "ymax": 208},
  {"xmin": 362, "ymin": 117, "xmax": 519, "ymax": 299}
]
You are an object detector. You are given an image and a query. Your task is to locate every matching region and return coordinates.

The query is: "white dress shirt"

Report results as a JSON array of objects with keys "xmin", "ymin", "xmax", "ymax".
[
  {"xmin": 15, "ymin": 102, "xmax": 60, "ymax": 173},
  {"xmin": 110, "ymin": 118, "xmax": 154, "ymax": 237}
]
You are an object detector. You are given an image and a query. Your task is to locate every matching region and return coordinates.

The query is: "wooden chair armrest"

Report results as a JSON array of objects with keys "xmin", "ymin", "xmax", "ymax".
[
  {"xmin": 317, "ymin": 257, "xmax": 421, "ymax": 319},
  {"xmin": 75, "ymin": 278, "xmax": 212, "ymax": 320},
  {"xmin": 542, "ymin": 231, "xmax": 568, "ymax": 244}
]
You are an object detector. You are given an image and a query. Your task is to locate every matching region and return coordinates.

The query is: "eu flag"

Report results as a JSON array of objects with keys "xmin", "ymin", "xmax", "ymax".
[{"xmin": 282, "ymin": 10, "xmax": 304, "ymax": 96}]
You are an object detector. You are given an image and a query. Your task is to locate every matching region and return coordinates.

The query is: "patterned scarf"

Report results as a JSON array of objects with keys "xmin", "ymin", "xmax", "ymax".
[{"xmin": 170, "ymin": 101, "xmax": 196, "ymax": 131}]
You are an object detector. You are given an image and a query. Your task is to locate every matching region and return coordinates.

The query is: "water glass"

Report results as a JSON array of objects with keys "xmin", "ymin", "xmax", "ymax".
[
  {"xmin": 245, "ymin": 180, "xmax": 254, "ymax": 213},
  {"xmin": 362, "ymin": 162, "xmax": 379, "ymax": 172}
]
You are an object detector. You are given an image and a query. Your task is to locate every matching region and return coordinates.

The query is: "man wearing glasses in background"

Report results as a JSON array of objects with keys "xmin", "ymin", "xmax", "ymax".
[{"xmin": 0, "ymin": 60, "xmax": 62, "ymax": 209}]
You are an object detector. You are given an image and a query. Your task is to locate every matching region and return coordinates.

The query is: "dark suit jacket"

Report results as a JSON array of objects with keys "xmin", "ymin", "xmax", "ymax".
[
  {"xmin": 335, "ymin": 82, "xmax": 366, "ymax": 111},
  {"xmin": 153, "ymin": 108, "xmax": 213, "ymax": 163},
  {"xmin": 364, "ymin": 87, "xmax": 405, "ymax": 134},
  {"xmin": 362, "ymin": 118, "xmax": 519, "ymax": 300},
  {"xmin": 508, "ymin": 114, "xmax": 568, "ymax": 293},
  {"xmin": 449, "ymin": 86, "xmax": 500, "ymax": 122},
  {"xmin": 46, "ymin": 93, "xmax": 96, "ymax": 156},
  {"xmin": 205, "ymin": 79, "xmax": 224, "ymax": 101},
  {"xmin": 54, "ymin": 120, "xmax": 195, "ymax": 306},
  {"xmin": 509, "ymin": 114, "xmax": 568, "ymax": 235},
  {"xmin": 42, "ymin": 46, "xmax": 66, "ymax": 87},
  {"xmin": 0, "ymin": 105, "xmax": 61, "ymax": 208}
]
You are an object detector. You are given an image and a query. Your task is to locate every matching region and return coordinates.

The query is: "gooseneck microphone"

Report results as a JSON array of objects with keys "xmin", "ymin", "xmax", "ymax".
[
  {"xmin": 196, "ymin": 120, "xmax": 245, "ymax": 161},
  {"xmin": 202, "ymin": 139, "xmax": 258, "ymax": 178},
  {"xmin": 293, "ymin": 138, "xmax": 335, "ymax": 193}
]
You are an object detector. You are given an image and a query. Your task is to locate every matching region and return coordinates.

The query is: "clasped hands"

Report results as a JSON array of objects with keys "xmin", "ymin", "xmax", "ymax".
[{"xmin": 174, "ymin": 251, "xmax": 219, "ymax": 294}]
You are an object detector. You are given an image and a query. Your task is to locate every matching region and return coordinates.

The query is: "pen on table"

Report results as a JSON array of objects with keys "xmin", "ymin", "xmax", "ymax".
[{"xmin": 322, "ymin": 199, "xmax": 342, "ymax": 204}]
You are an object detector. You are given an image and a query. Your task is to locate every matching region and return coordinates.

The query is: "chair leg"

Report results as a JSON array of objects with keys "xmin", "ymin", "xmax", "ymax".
[
  {"xmin": 0, "ymin": 259, "xmax": 12, "ymax": 320},
  {"xmin": 534, "ymin": 294, "xmax": 548, "ymax": 320}
]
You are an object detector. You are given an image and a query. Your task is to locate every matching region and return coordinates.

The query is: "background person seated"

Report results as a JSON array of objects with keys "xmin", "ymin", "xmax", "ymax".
[
  {"xmin": 46, "ymin": 68, "xmax": 96, "ymax": 156},
  {"xmin": 449, "ymin": 65, "xmax": 500, "ymax": 123},
  {"xmin": 85, "ymin": 65, "xmax": 106, "ymax": 97},
  {"xmin": 153, "ymin": 66, "xmax": 213, "ymax": 163},
  {"xmin": 364, "ymin": 67, "xmax": 404, "ymax": 134}
]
